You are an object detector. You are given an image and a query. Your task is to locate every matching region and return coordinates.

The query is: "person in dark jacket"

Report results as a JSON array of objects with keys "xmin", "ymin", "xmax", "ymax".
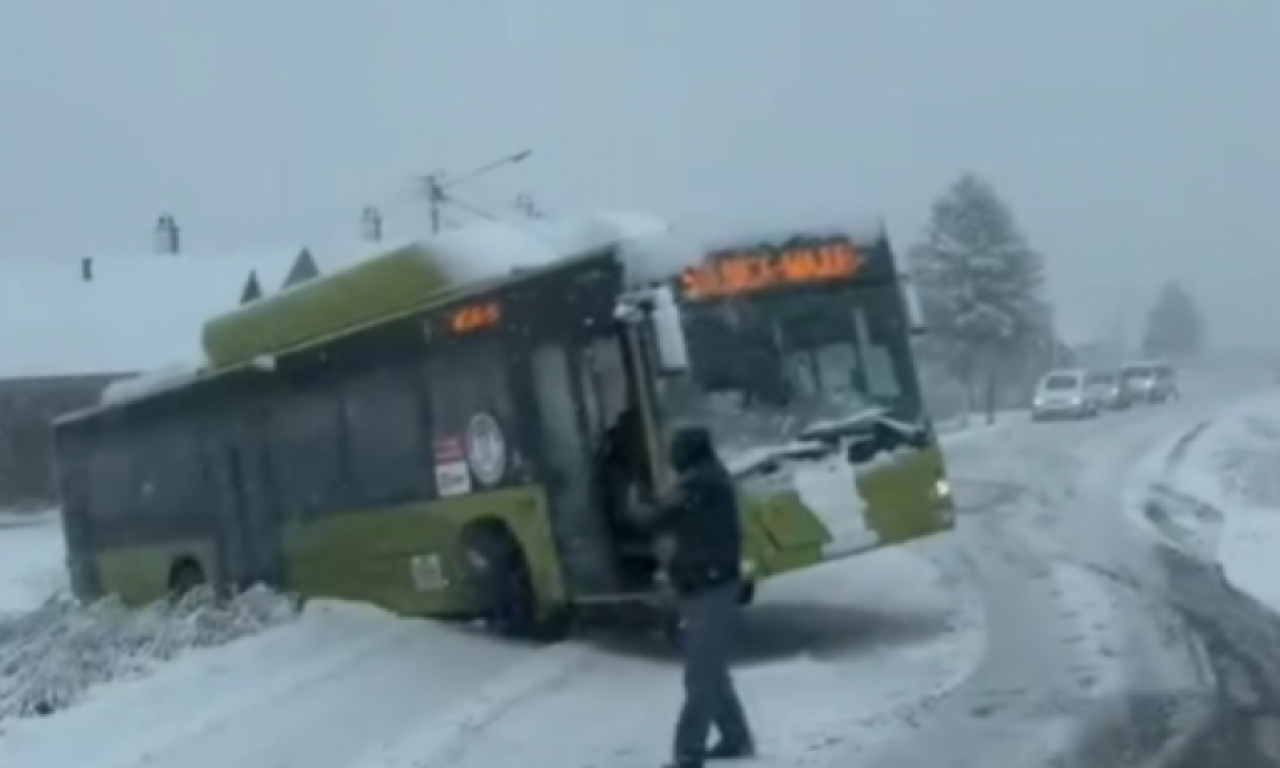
[{"xmin": 633, "ymin": 426, "xmax": 756, "ymax": 768}]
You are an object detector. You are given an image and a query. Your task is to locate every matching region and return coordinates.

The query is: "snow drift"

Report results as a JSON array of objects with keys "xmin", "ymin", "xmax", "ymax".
[{"xmin": 0, "ymin": 587, "xmax": 295, "ymax": 720}]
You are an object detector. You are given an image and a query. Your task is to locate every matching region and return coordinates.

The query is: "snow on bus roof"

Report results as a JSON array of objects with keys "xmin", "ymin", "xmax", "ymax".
[
  {"xmin": 0, "ymin": 249, "xmax": 302, "ymax": 380},
  {"xmin": 422, "ymin": 212, "xmax": 669, "ymax": 284},
  {"xmin": 291, "ymin": 213, "xmax": 671, "ymax": 289},
  {"xmin": 299, "ymin": 210, "xmax": 884, "ymax": 297}
]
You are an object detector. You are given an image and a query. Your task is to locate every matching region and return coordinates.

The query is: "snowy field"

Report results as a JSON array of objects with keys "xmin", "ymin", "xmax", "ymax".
[
  {"xmin": 0, "ymin": 511, "xmax": 65, "ymax": 614},
  {"xmin": 1151, "ymin": 389, "xmax": 1280, "ymax": 614}
]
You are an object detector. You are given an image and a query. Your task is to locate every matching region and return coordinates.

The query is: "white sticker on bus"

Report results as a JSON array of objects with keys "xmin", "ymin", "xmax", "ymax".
[
  {"xmin": 434, "ymin": 436, "xmax": 472, "ymax": 497},
  {"xmin": 410, "ymin": 553, "xmax": 448, "ymax": 591},
  {"xmin": 436, "ymin": 461, "xmax": 471, "ymax": 497}
]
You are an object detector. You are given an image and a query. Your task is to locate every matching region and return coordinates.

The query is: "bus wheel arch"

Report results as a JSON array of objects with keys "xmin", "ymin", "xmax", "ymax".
[
  {"xmin": 167, "ymin": 556, "xmax": 207, "ymax": 598},
  {"xmin": 459, "ymin": 519, "xmax": 558, "ymax": 640}
]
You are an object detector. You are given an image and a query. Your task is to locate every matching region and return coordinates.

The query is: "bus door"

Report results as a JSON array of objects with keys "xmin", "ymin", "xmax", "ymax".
[
  {"xmin": 212, "ymin": 416, "xmax": 285, "ymax": 591},
  {"xmin": 527, "ymin": 342, "xmax": 622, "ymax": 595},
  {"xmin": 619, "ymin": 323, "xmax": 671, "ymax": 494}
]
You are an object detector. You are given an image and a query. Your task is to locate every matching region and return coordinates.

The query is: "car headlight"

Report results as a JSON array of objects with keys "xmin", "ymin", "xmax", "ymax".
[
  {"xmin": 934, "ymin": 478, "xmax": 951, "ymax": 498},
  {"xmin": 740, "ymin": 559, "xmax": 758, "ymax": 576}
]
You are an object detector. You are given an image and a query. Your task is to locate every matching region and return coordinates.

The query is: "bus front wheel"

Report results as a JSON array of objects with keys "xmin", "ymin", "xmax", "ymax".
[{"xmin": 462, "ymin": 523, "xmax": 556, "ymax": 640}]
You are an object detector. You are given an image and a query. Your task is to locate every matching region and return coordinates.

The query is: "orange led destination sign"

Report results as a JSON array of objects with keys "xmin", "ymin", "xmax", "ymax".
[
  {"xmin": 680, "ymin": 239, "xmax": 862, "ymax": 300},
  {"xmin": 450, "ymin": 301, "xmax": 501, "ymax": 334}
]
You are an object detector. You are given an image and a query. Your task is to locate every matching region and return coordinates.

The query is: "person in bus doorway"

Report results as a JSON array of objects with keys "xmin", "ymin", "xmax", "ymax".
[{"xmin": 631, "ymin": 426, "xmax": 756, "ymax": 768}]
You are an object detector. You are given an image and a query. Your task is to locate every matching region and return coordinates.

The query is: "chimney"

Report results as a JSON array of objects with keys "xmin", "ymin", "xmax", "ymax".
[
  {"xmin": 81, "ymin": 257, "xmax": 93, "ymax": 282},
  {"xmin": 154, "ymin": 214, "xmax": 180, "ymax": 255},
  {"xmin": 361, "ymin": 207, "xmax": 382, "ymax": 242}
]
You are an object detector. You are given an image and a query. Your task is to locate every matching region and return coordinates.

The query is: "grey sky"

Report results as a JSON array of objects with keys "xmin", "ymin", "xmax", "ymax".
[{"xmin": 2, "ymin": 0, "xmax": 1276, "ymax": 345}]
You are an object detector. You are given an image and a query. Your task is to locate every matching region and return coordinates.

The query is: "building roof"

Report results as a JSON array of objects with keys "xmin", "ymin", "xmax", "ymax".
[{"xmin": 0, "ymin": 249, "xmax": 304, "ymax": 379}]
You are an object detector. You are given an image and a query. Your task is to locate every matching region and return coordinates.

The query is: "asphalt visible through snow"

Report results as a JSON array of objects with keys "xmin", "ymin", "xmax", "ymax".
[{"xmin": 838, "ymin": 392, "xmax": 1280, "ymax": 768}]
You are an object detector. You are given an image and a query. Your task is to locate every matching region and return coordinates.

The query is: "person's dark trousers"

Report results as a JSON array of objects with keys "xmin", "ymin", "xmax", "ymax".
[{"xmin": 671, "ymin": 580, "xmax": 754, "ymax": 766}]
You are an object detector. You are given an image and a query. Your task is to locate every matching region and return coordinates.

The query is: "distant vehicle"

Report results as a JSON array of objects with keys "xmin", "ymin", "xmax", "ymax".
[
  {"xmin": 1032, "ymin": 369, "xmax": 1099, "ymax": 420},
  {"xmin": 1151, "ymin": 364, "xmax": 1180, "ymax": 401},
  {"xmin": 1087, "ymin": 370, "xmax": 1131, "ymax": 410},
  {"xmin": 1120, "ymin": 361, "xmax": 1179, "ymax": 404}
]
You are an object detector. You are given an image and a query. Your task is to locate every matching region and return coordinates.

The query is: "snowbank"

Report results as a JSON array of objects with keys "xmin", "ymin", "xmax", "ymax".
[
  {"xmin": 1162, "ymin": 390, "xmax": 1280, "ymax": 613},
  {"xmin": 0, "ymin": 506, "xmax": 295, "ymax": 722},
  {"xmin": 0, "ymin": 588, "xmax": 295, "ymax": 720}
]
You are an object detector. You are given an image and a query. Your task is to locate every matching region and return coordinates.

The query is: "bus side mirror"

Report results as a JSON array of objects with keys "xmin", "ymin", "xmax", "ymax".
[{"xmin": 650, "ymin": 286, "xmax": 690, "ymax": 375}]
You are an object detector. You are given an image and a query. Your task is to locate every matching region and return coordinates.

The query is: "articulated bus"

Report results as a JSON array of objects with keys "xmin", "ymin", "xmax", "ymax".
[{"xmin": 52, "ymin": 225, "xmax": 952, "ymax": 638}]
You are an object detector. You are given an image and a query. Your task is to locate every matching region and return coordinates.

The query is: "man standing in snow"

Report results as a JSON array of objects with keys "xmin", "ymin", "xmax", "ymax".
[{"xmin": 632, "ymin": 426, "xmax": 756, "ymax": 768}]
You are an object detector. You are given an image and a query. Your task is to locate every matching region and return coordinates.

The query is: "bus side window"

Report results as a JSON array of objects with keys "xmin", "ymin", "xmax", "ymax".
[
  {"xmin": 264, "ymin": 386, "xmax": 347, "ymax": 517},
  {"xmin": 423, "ymin": 342, "xmax": 518, "ymax": 492},
  {"xmin": 581, "ymin": 338, "xmax": 628, "ymax": 438},
  {"xmin": 131, "ymin": 425, "xmax": 205, "ymax": 519},
  {"xmin": 85, "ymin": 437, "xmax": 135, "ymax": 519},
  {"xmin": 341, "ymin": 366, "xmax": 428, "ymax": 506}
]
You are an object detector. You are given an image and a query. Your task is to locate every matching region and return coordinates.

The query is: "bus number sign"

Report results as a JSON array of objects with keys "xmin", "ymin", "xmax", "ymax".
[
  {"xmin": 450, "ymin": 301, "xmax": 501, "ymax": 334},
  {"xmin": 680, "ymin": 239, "xmax": 861, "ymax": 300}
]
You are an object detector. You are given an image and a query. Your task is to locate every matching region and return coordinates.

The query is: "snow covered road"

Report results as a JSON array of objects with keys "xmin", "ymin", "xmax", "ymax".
[
  {"xmin": 6, "ymin": 375, "xmax": 1280, "ymax": 767},
  {"xmin": 839, "ymin": 380, "xmax": 1280, "ymax": 768}
]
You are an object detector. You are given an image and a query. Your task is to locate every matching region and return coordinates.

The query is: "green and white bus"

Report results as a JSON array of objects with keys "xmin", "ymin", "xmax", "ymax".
[{"xmin": 52, "ymin": 229, "xmax": 952, "ymax": 638}]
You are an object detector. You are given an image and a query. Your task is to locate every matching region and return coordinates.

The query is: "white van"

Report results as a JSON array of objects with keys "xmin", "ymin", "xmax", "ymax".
[{"xmin": 1031, "ymin": 369, "xmax": 1099, "ymax": 420}]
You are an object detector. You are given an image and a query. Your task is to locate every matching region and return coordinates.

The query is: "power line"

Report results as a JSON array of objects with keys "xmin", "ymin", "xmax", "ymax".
[{"xmin": 416, "ymin": 149, "xmax": 534, "ymax": 233}]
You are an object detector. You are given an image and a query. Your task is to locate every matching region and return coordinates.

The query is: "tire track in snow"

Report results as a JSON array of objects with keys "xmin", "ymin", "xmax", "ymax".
[{"xmin": 832, "ymin": 405, "xmax": 1219, "ymax": 768}]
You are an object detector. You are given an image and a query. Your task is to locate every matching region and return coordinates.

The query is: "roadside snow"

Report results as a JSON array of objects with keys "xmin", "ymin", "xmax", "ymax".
[
  {"xmin": 0, "ymin": 515, "xmax": 296, "ymax": 728},
  {"xmin": 1, "ymin": 601, "xmax": 548, "ymax": 768},
  {"xmin": 1162, "ymin": 391, "xmax": 1280, "ymax": 613},
  {"xmin": 356, "ymin": 547, "xmax": 984, "ymax": 768},
  {"xmin": 0, "ymin": 588, "xmax": 294, "ymax": 720},
  {"xmin": 0, "ymin": 512, "xmax": 66, "ymax": 613}
]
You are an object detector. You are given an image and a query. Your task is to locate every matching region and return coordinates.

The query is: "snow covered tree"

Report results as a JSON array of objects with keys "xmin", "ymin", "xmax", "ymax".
[
  {"xmin": 909, "ymin": 174, "xmax": 1047, "ymax": 423},
  {"xmin": 1142, "ymin": 280, "xmax": 1205, "ymax": 359}
]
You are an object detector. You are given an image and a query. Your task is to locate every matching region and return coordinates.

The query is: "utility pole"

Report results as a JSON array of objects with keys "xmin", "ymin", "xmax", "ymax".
[
  {"xmin": 417, "ymin": 149, "xmax": 533, "ymax": 234},
  {"xmin": 422, "ymin": 175, "xmax": 445, "ymax": 234}
]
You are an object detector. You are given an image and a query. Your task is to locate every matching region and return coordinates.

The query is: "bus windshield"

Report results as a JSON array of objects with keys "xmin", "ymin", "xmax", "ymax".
[{"xmin": 665, "ymin": 283, "xmax": 918, "ymax": 449}]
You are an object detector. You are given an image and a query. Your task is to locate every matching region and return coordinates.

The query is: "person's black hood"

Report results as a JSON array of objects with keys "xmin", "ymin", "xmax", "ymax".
[{"xmin": 669, "ymin": 426, "xmax": 718, "ymax": 474}]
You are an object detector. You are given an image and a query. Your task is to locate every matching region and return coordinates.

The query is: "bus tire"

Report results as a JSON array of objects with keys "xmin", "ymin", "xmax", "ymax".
[
  {"xmin": 461, "ymin": 523, "xmax": 550, "ymax": 640},
  {"xmin": 738, "ymin": 581, "xmax": 756, "ymax": 606},
  {"xmin": 168, "ymin": 558, "xmax": 206, "ymax": 599}
]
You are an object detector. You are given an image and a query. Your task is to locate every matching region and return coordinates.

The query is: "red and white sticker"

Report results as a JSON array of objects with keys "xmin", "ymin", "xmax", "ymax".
[{"xmin": 433, "ymin": 436, "xmax": 471, "ymax": 497}]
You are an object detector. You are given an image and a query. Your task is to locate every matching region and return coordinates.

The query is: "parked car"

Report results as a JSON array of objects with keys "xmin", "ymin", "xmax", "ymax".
[
  {"xmin": 1032, "ymin": 369, "xmax": 1099, "ymax": 420},
  {"xmin": 1120, "ymin": 361, "xmax": 1179, "ymax": 404},
  {"xmin": 1088, "ymin": 370, "xmax": 1131, "ymax": 410}
]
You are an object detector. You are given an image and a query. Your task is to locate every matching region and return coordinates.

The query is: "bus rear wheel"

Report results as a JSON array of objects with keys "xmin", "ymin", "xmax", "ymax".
[
  {"xmin": 462, "ymin": 524, "xmax": 556, "ymax": 640},
  {"xmin": 168, "ymin": 559, "xmax": 206, "ymax": 600}
]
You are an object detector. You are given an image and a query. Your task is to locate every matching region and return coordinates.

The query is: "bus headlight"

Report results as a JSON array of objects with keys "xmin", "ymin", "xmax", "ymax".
[
  {"xmin": 934, "ymin": 478, "xmax": 951, "ymax": 499},
  {"xmin": 741, "ymin": 559, "xmax": 758, "ymax": 576}
]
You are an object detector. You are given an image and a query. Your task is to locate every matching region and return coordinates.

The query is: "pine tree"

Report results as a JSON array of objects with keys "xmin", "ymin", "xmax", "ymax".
[
  {"xmin": 909, "ymin": 174, "xmax": 1047, "ymax": 423},
  {"xmin": 1142, "ymin": 281, "xmax": 1205, "ymax": 359}
]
